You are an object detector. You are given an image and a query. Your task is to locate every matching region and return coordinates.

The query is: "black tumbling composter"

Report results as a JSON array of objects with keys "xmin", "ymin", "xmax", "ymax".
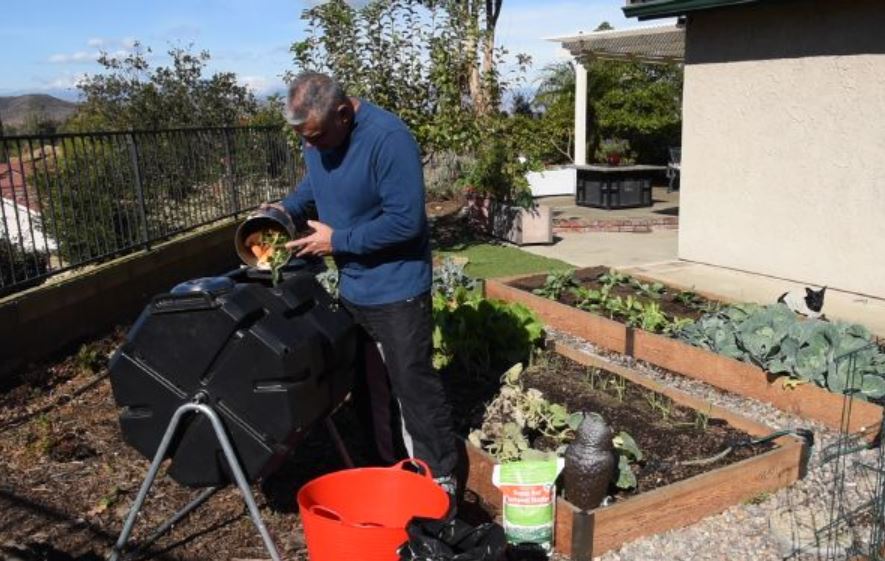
[{"xmin": 109, "ymin": 266, "xmax": 356, "ymax": 488}]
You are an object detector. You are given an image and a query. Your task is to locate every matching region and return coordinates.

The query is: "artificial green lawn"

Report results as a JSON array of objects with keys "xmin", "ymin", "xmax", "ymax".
[{"xmin": 435, "ymin": 243, "xmax": 571, "ymax": 279}]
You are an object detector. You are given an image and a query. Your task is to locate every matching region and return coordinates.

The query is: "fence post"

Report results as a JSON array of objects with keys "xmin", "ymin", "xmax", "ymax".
[
  {"xmin": 223, "ymin": 128, "xmax": 240, "ymax": 218},
  {"xmin": 127, "ymin": 133, "xmax": 151, "ymax": 251}
]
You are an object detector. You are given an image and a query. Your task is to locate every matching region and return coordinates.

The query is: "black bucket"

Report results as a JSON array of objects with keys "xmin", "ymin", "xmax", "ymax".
[{"xmin": 234, "ymin": 206, "xmax": 297, "ymax": 268}]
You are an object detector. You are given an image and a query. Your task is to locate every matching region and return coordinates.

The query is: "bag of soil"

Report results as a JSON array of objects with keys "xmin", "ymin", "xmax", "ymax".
[
  {"xmin": 398, "ymin": 517, "xmax": 507, "ymax": 561},
  {"xmin": 492, "ymin": 457, "xmax": 565, "ymax": 552}
]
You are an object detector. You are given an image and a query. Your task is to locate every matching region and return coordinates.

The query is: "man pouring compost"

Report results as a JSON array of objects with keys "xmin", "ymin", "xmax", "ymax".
[{"xmin": 268, "ymin": 72, "xmax": 458, "ymax": 497}]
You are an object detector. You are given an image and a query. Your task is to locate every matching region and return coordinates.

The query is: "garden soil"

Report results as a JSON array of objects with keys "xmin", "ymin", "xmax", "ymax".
[{"xmin": 510, "ymin": 266, "xmax": 718, "ymax": 321}]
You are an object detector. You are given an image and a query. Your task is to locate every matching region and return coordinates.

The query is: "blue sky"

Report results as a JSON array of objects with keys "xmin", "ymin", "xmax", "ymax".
[{"xmin": 0, "ymin": 1, "xmax": 653, "ymax": 101}]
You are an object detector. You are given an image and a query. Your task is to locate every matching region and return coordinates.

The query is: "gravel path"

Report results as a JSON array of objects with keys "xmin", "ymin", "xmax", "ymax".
[{"xmin": 547, "ymin": 329, "xmax": 883, "ymax": 561}]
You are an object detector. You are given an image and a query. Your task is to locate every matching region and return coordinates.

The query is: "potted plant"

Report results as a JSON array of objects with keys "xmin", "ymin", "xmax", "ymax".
[
  {"xmin": 460, "ymin": 128, "xmax": 552, "ymax": 245},
  {"xmin": 596, "ymin": 138, "xmax": 632, "ymax": 166}
]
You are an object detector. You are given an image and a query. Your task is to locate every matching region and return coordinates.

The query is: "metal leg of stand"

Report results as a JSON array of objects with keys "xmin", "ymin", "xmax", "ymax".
[
  {"xmin": 109, "ymin": 402, "xmax": 283, "ymax": 561},
  {"xmin": 110, "ymin": 404, "xmax": 192, "ymax": 561},
  {"xmin": 324, "ymin": 416, "xmax": 354, "ymax": 469},
  {"xmin": 198, "ymin": 403, "xmax": 282, "ymax": 561},
  {"xmin": 138, "ymin": 486, "xmax": 219, "ymax": 553}
]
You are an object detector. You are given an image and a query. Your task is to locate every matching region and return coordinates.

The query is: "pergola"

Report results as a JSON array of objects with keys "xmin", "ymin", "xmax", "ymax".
[{"xmin": 549, "ymin": 24, "xmax": 685, "ymax": 165}]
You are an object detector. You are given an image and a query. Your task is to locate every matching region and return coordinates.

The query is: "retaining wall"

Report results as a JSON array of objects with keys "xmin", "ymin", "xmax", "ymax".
[{"xmin": 0, "ymin": 221, "xmax": 241, "ymax": 380}]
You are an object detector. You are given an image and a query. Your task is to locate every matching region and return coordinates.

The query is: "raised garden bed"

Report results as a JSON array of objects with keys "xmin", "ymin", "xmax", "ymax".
[
  {"xmin": 485, "ymin": 267, "xmax": 884, "ymax": 439},
  {"xmin": 463, "ymin": 342, "xmax": 808, "ymax": 560}
]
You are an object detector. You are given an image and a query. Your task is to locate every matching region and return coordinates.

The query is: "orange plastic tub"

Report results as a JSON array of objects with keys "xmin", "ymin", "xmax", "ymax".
[{"xmin": 297, "ymin": 459, "xmax": 450, "ymax": 561}]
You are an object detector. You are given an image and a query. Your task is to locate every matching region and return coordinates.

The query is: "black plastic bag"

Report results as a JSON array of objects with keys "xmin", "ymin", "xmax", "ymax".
[{"xmin": 398, "ymin": 517, "xmax": 507, "ymax": 561}]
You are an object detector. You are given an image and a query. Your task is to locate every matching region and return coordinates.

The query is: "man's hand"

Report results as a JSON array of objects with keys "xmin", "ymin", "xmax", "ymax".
[{"xmin": 286, "ymin": 220, "xmax": 334, "ymax": 257}]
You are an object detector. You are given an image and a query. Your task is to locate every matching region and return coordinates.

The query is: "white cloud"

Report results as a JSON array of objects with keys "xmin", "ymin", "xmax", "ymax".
[
  {"xmin": 48, "ymin": 37, "xmax": 141, "ymax": 64},
  {"xmin": 305, "ymin": 0, "xmax": 371, "ymax": 6},
  {"xmin": 48, "ymin": 51, "xmax": 98, "ymax": 64},
  {"xmin": 239, "ymin": 75, "xmax": 285, "ymax": 97}
]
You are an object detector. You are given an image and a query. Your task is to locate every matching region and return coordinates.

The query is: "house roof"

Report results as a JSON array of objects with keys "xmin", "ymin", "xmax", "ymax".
[
  {"xmin": 623, "ymin": 0, "xmax": 765, "ymax": 20},
  {"xmin": 550, "ymin": 24, "xmax": 684, "ymax": 64},
  {"xmin": 0, "ymin": 161, "xmax": 41, "ymax": 212}
]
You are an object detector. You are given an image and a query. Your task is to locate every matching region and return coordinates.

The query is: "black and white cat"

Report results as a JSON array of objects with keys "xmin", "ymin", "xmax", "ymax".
[{"xmin": 778, "ymin": 286, "xmax": 827, "ymax": 319}]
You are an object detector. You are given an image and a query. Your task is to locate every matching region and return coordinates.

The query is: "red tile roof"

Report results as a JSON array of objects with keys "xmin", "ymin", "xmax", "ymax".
[{"xmin": 0, "ymin": 160, "xmax": 41, "ymax": 212}]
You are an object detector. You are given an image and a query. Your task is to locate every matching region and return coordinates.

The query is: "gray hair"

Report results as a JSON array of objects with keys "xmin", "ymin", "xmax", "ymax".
[{"xmin": 285, "ymin": 72, "xmax": 348, "ymax": 126}]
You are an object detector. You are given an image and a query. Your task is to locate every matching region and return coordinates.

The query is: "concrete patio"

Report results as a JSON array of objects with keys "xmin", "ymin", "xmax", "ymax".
[{"xmin": 539, "ymin": 186, "xmax": 678, "ymax": 233}]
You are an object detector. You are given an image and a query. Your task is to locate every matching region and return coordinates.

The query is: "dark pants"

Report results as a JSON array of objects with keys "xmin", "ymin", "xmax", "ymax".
[{"xmin": 342, "ymin": 292, "xmax": 457, "ymax": 478}]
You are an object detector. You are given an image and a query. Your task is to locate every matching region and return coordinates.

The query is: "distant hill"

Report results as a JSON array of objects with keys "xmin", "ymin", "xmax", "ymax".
[{"xmin": 0, "ymin": 94, "xmax": 78, "ymax": 128}]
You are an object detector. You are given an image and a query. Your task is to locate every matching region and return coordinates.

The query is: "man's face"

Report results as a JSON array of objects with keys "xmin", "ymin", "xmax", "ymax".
[{"xmin": 291, "ymin": 105, "xmax": 352, "ymax": 152}]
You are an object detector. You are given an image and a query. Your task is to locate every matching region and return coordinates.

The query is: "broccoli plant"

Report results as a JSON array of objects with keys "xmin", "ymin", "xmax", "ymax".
[
  {"xmin": 432, "ymin": 257, "xmax": 477, "ymax": 300},
  {"xmin": 677, "ymin": 304, "xmax": 885, "ymax": 400}
]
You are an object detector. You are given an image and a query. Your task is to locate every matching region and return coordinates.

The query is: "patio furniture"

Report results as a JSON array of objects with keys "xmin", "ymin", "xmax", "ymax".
[
  {"xmin": 667, "ymin": 147, "xmax": 681, "ymax": 193},
  {"xmin": 575, "ymin": 164, "xmax": 666, "ymax": 209}
]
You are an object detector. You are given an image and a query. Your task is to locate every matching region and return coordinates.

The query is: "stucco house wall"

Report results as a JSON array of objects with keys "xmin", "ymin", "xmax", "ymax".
[{"xmin": 678, "ymin": 0, "xmax": 885, "ymax": 298}]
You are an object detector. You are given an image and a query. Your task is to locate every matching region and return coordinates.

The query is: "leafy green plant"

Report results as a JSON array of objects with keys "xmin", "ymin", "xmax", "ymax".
[
  {"xmin": 459, "ymin": 121, "xmax": 539, "ymax": 208},
  {"xmin": 675, "ymin": 289, "xmax": 704, "ymax": 308},
  {"xmin": 677, "ymin": 304, "xmax": 885, "ymax": 400},
  {"xmin": 432, "ymin": 291, "xmax": 544, "ymax": 374},
  {"xmin": 632, "ymin": 279, "xmax": 665, "ymax": 300},
  {"xmin": 598, "ymin": 269, "xmax": 631, "ymax": 288},
  {"xmin": 533, "ymin": 269, "xmax": 577, "ymax": 300},
  {"xmin": 612, "ymin": 431, "xmax": 643, "ymax": 489},
  {"xmin": 663, "ymin": 316, "xmax": 694, "ymax": 335},
  {"xmin": 636, "ymin": 301, "xmax": 669, "ymax": 332},
  {"xmin": 571, "ymin": 285, "xmax": 609, "ymax": 312}
]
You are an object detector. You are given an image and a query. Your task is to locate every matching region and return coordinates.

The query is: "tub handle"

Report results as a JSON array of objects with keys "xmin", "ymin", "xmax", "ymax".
[
  {"xmin": 309, "ymin": 505, "xmax": 384, "ymax": 529},
  {"xmin": 393, "ymin": 458, "xmax": 434, "ymax": 479}
]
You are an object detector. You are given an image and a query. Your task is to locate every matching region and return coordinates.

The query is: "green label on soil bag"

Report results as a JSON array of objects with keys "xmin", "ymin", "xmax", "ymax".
[
  {"xmin": 492, "ymin": 458, "xmax": 565, "ymax": 552},
  {"xmin": 504, "ymin": 503, "xmax": 554, "ymax": 525}
]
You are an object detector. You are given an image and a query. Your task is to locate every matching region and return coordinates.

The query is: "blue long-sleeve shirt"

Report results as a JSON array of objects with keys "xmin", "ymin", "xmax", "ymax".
[{"xmin": 281, "ymin": 100, "xmax": 431, "ymax": 306}]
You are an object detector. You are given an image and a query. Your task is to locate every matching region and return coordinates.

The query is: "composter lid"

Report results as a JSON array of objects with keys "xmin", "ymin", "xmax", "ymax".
[{"xmin": 170, "ymin": 276, "xmax": 235, "ymax": 296}]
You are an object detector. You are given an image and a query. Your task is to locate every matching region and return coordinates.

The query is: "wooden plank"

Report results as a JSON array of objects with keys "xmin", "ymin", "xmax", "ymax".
[
  {"xmin": 633, "ymin": 330, "xmax": 883, "ymax": 440},
  {"xmin": 464, "ymin": 345, "xmax": 807, "ymax": 558},
  {"xmin": 485, "ymin": 278, "xmax": 629, "ymax": 354},
  {"xmin": 587, "ymin": 440, "xmax": 803, "ymax": 556}
]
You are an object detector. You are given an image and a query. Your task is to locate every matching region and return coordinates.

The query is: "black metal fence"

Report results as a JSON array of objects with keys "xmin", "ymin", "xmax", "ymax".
[{"xmin": 0, "ymin": 126, "xmax": 301, "ymax": 295}]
